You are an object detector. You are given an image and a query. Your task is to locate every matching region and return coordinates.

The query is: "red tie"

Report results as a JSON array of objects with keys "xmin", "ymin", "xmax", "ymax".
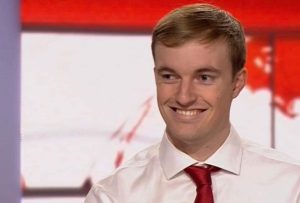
[{"xmin": 184, "ymin": 165, "xmax": 219, "ymax": 203}]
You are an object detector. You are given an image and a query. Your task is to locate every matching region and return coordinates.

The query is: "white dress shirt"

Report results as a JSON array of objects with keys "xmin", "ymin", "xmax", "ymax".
[{"xmin": 85, "ymin": 127, "xmax": 300, "ymax": 203}]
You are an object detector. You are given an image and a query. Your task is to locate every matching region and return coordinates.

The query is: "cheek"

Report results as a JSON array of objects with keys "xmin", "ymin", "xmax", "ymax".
[
  {"xmin": 205, "ymin": 87, "xmax": 232, "ymax": 106},
  {"xmin": 201, "ymin": 86, "xmax": 223, "ymax": 101},
  {"xmin": 215, "ymin": 88, "xmax": 234, "ymax": 109},
  {"xmin": 156, "ymin": 86, "xmax": 168, "ymax": 104},
  {"xmin": 156, "ymin": 85, "xmax": 175, "ymax": 102}
]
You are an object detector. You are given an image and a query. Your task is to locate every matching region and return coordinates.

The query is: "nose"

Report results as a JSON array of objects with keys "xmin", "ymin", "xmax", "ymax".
[{"xmin": 175, "ymin": 79, "xmax": 197, "ymax": 106}]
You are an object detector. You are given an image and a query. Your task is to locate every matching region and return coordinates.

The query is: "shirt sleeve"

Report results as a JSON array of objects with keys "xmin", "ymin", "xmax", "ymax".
[{"xmin": 84, "ymin": 185, "xmax": 114, "ymax": 203}]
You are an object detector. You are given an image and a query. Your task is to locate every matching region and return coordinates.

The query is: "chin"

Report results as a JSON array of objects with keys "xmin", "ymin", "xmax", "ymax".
[{"xmin": 167, "ymin": 127, "xmax": 202, "ymax": 142}]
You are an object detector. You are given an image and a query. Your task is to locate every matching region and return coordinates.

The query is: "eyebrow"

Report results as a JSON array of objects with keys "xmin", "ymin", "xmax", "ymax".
[
  {"xmin": 155, "ymin": 66, "xmax": 176, "ymax": 73},
  {"xmin": 195, "ymin": 67, "xmax": 221, "ymax": 75},
  {"xmin": 155, "ymin": 65, "xmax": 221, "ymax": 75}
]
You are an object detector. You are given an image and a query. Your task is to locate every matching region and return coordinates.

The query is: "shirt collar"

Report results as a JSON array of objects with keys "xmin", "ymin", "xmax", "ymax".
[
  {"xmin": 205, "ymin": 126, "xmax": 243, "ymax": 175},
  {"xmin": 159, "ymin": 126, "xmax": 243, "ymax": 180}
]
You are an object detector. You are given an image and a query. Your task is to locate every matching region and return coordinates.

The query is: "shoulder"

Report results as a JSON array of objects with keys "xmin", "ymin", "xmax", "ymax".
[
  {"xmin": 238, "ymin": 139, "xmax": 300, "ymax": 196},
  {"xmin": 123, "ymin": 142, "xmax": 160, "ymax": 167},
  {"xmin": 94, "ymin": 142, "xmax": 161, "ymax": 191},
  {"xmin": 241, "ymin": 138, "xmax": 300, "ymax": 175}
]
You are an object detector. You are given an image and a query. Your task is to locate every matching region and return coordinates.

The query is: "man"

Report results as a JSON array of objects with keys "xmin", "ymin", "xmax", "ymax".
[{"xmin": 85, "ymin": 3, "xmax": 300, "ymax": 203}]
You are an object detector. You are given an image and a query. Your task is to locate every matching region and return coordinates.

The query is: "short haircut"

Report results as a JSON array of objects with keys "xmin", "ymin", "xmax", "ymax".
[{"xmin": 151, "ymin": 3, "xmax": 246, "ymax": 76}]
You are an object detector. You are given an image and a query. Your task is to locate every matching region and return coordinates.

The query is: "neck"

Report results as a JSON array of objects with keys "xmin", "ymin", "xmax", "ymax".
[{"xmin": 170, "ymin": 126, "xmax": 231, "ymax": 162}]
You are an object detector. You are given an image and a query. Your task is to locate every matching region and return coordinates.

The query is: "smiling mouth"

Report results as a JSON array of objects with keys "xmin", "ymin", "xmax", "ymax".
[{"xmin": 170, "ymin": 107, "xmax": 206, "ymax": 116}]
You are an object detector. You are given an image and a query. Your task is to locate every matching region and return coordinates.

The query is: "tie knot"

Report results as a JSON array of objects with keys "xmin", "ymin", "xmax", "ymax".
[{"xmin": 184, "ymin": 165, "xmax": 219, "ymax": 187}]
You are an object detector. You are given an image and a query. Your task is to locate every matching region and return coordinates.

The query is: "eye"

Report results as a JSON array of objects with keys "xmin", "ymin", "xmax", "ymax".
[
  {"xmin": 197, "ymin": 74, "xmax": 215, "ymax": 84},
  {"xmin": 200, "ymin": 75, "xmax": 210, "ymax": 81},
  {"xmin": 156, "ymin": 70, "xmax": 179, "ymax": 83},
  {"xmin": 161, "ymin": 73, "xmax": 177, "ymax": 80}
]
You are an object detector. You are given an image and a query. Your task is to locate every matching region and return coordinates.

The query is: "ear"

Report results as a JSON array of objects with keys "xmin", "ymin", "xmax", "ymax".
[{"xmin": 232, "ymin": 68, "xmax": 247, "ymax": 99}]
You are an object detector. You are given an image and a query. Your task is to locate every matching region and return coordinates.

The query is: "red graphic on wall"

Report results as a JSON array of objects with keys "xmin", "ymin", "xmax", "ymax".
[
  {"xmin": 21, "ymin": 0, "xmax": 300, "ymax": 31},
  {"xmin": 246, "ymin": 35, "xmax": 300, "ymax": 118},
  {"xmin": 111, "ymin": 96, "xmax": 153, "ymax": 167}
]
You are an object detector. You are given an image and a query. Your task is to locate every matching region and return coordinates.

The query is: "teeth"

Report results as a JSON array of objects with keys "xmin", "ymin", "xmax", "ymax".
[{"xmin": 176, "ymin": 109, "xmax": 198, "ymax": 116}]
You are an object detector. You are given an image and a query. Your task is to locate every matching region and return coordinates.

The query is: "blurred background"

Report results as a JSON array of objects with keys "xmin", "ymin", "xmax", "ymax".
[{"xmin": 20, "ymin": 0, "xmax": 300, "ymax": 202}]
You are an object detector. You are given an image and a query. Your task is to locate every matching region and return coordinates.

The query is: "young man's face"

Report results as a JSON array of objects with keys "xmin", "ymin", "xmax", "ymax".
[{"xmin": 154, "ymin": 39, "xmax": 246, "ymax": 151}]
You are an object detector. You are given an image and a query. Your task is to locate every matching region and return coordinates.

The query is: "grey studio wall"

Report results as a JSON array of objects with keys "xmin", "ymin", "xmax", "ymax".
[{"xmin": 0, "ymin": 0, "xmax": 21, "ymax": 202}]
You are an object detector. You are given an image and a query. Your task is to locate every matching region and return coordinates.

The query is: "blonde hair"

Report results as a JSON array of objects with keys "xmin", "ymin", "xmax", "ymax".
[{"xmin": 151, "ymin": 3, "xmax": 246, "ymax": 76}]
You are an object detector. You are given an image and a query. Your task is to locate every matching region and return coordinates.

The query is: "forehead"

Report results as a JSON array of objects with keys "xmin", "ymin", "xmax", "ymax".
[{"xmin": 154, "ymin": 39, "xmax": 232, "ymax": 74}]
